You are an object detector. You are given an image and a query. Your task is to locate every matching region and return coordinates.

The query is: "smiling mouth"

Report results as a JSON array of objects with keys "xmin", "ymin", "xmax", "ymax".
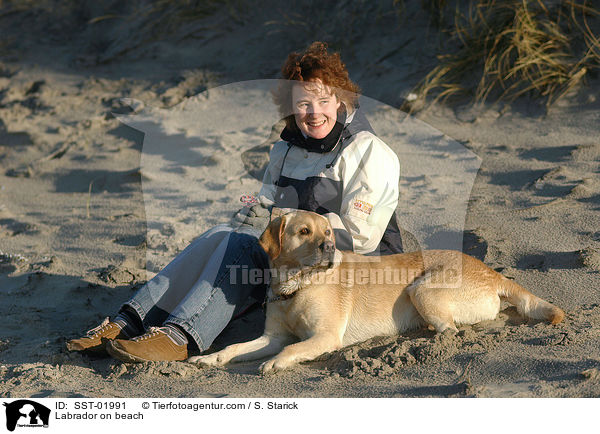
[{"xmin": 307, "ymin": 119, "xmax": 326, "ymax": 127}]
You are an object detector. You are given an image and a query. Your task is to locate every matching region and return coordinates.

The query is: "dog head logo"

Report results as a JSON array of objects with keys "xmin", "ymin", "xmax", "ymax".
[{"xmin": 3, "ymin": 400, "xmax": 50, "ymax": 432}]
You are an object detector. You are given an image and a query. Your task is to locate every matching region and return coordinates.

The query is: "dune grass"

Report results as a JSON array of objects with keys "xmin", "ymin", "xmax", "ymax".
[{"xmin": 413, "ymin": 0, "xmax": 600, "ymax": 109}]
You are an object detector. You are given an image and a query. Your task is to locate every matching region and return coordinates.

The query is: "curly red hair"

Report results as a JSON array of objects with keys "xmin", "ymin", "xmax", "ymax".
[{"xmin": 272, "ymin": 42, "xmax": 361, "ymax": 130}]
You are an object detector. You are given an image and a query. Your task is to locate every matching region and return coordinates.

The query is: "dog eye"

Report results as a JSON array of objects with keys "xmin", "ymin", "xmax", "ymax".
[
  {"xmin": 325, "ymin": 229, "xmax": 331, "ymax": 236},
  {"xmin": 299, "ymin": 228, "xmax": 310, "ymax": 235}
]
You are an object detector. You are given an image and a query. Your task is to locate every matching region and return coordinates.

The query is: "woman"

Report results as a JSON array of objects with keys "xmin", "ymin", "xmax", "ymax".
[{"xmin": 67, "ymin": 41, "xmax": 402, "ymax": 362}]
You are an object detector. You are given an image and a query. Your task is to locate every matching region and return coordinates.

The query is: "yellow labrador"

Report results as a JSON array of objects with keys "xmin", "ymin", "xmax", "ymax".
[{"xmin": 189, "ymin": 210, "xmax": 564, "ymax": 374}]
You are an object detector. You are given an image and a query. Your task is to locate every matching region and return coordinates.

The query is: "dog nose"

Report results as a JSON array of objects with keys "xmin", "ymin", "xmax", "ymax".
[{"xmin": 321, "ymin": 241, "xmax": 335, "ymax": 253}]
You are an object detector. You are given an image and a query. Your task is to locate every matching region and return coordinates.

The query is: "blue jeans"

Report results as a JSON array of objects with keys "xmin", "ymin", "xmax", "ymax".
[{"xmin": 123, "ymin": 224, "xmax": 269, "ymax": 351}]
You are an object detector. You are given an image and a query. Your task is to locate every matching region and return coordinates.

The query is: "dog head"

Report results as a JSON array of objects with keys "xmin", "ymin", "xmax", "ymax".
[{"xmin": 258, "ymin": 210, "xmax": 337, "ymax": 269}]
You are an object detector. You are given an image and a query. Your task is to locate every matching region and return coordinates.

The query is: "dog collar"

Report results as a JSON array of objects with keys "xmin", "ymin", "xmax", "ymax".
[
  {"xmin": 263, "ymin": 292, "xmax": 296, "ymax": 309},
  {"xmin": 263, "ymin": 262, "xmax": 338, "ymax": 309}
]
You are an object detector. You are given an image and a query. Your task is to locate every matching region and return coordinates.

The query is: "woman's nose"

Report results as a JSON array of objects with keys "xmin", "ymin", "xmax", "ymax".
[{"xmin": 307, "ymin": 103, "xmax": 320, "ymax": 115}]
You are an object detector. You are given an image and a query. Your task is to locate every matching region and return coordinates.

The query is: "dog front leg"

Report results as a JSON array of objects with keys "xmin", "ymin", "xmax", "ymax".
[
  {"xmin": 260, "ymin": 333, "xmax": 341, "ymax": 374},
  {"xmin": 188, "ymin": 334, "xmax": 293, "ymax": 367}
]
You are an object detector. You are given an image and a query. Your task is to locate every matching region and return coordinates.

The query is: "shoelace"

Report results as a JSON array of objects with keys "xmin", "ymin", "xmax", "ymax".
[
  {"xmin": 85, "ymin": 317, "xmax": 114, "ymax": 337},
  {"xmin": 131, "ymin": 326, "xmax": 164, "ymax": 342}
]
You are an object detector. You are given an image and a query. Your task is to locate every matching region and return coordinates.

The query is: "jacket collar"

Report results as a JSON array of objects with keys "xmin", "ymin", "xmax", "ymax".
[{"xmin": 279, "ymin": 105, "xmax": 374, "ymax": 154}]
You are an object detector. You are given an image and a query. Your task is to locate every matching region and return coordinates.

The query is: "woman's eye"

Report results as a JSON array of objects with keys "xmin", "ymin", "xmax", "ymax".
[{"xmin": 300, "ymin": 228, "xmax": 310, "ymax": 235}]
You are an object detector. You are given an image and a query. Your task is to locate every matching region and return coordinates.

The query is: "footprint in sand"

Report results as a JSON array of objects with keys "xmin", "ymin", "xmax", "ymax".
[
  {"xmin": 579, "ymin": 247, "xmax": 600, "ymax": 271},
  {"xmin": 204, "ymin": 181, "xmax": 227, "ymax": 191},
  {"xmin": 570, "ymin": 144, "xmax": 600, "ymax": 162},
  {"xmin": 113, "ymin": 234, "xmax": 146, "ymax": 247},
  {"xmin": 0, "ymin": 218, "xmax": 38, "ymax": 236},
  {"xmin": 0, "ymin": 129, "xmax": 33, "ymax": 147},
  {"xmin": 519, "ymin": 145, "xmax": 579, "ymax": 163},
  {"xmin": 515, "ymin": 249, "xmax": 600, "ymax": 272}
]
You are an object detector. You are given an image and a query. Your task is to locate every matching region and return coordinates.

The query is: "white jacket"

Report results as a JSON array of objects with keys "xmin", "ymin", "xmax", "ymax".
[{"xmin": 258, "ymin": 110, "xmax": 402, "ymax": 255}]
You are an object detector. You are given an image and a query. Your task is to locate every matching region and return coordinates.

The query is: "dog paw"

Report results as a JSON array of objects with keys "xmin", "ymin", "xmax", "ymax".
[
  {"xmin": 188, "ymin": 352, "xmax": 227, "ymax": 367},
  {"xmin": 441, "ymin": 326, "xmax": 459, "ymax": 335},
  {"xmin": 259, "ymin": 356, "xmax": 294, "ymax": 374}
]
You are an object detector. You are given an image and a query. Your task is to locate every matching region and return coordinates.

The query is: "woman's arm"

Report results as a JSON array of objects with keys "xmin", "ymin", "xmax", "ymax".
[
  {"xmin": 326, "ymin": 132, "xmax": 400, "ymax": 254},
  {"xmin": 257, "ymin": 141, "xmax": 288, "ymax": 208}
]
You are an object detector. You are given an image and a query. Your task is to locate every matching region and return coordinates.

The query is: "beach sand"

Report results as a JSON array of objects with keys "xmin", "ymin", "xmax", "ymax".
[{"xmin": 0, "ymin": 1, "xmax": 599, "ymax": 398}]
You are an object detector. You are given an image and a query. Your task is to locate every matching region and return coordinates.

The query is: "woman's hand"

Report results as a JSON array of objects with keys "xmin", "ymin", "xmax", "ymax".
[{"xmin": 232, "ymin": 203, "xmax": 272, "ymax": 233}]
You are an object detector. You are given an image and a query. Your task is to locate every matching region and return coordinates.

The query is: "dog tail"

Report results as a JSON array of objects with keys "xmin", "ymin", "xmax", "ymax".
[{"xmin": 498, "ymin": 277, "xmax": 564, "ymax": 324}]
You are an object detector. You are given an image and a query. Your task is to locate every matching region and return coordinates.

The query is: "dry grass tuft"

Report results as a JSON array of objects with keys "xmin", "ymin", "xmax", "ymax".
[
  {"xmin": 421, "ymin": 0, "xmax": 450, "ymax": 28},
  {"xmin": 412, "ymin": 0, "xmax": 600, "ymax": 110}
]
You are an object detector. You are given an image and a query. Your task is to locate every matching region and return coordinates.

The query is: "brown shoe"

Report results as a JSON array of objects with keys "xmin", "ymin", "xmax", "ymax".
[
  {"xmin": 66, "ymin": 317, "xmax": 127, "ymax": 354},
  {"xmin": 106, "ymin": 327, "xmax": 188, "ymax": 363}
]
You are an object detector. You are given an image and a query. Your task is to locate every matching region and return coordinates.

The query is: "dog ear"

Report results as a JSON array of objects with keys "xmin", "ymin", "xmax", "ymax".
[{"xmin": 258, "ymin": 215, "xmax": 286, "ymax": 260}]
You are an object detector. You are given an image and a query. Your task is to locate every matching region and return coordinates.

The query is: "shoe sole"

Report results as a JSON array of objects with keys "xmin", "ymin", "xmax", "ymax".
[
  {"xmin": 106, "ymin": 341, "xmax": 151, "ymax": 363},
  {"xmin": 66, "ymin": 338, "xmax": 113, "ymax": 355}
]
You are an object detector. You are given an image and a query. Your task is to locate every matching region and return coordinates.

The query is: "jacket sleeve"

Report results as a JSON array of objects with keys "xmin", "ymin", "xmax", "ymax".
[
  {"xmin": 327, "ymin": 132, "xmax": 400, "ymax": 254},
  {"xmin": 257, "ymin": 141, "xmax": 287, "ymax": 207}
]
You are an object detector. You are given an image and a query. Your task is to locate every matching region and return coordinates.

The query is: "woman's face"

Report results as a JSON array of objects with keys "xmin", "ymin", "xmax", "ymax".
[{"xmin": 292, "ymin": 79, "xmax": 341, "ymax": 139}]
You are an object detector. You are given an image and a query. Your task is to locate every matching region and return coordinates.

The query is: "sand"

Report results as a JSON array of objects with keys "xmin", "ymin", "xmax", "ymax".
[{"xmin": 0, "ymin": 1, "xmax": 599, "ymax": 398}]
